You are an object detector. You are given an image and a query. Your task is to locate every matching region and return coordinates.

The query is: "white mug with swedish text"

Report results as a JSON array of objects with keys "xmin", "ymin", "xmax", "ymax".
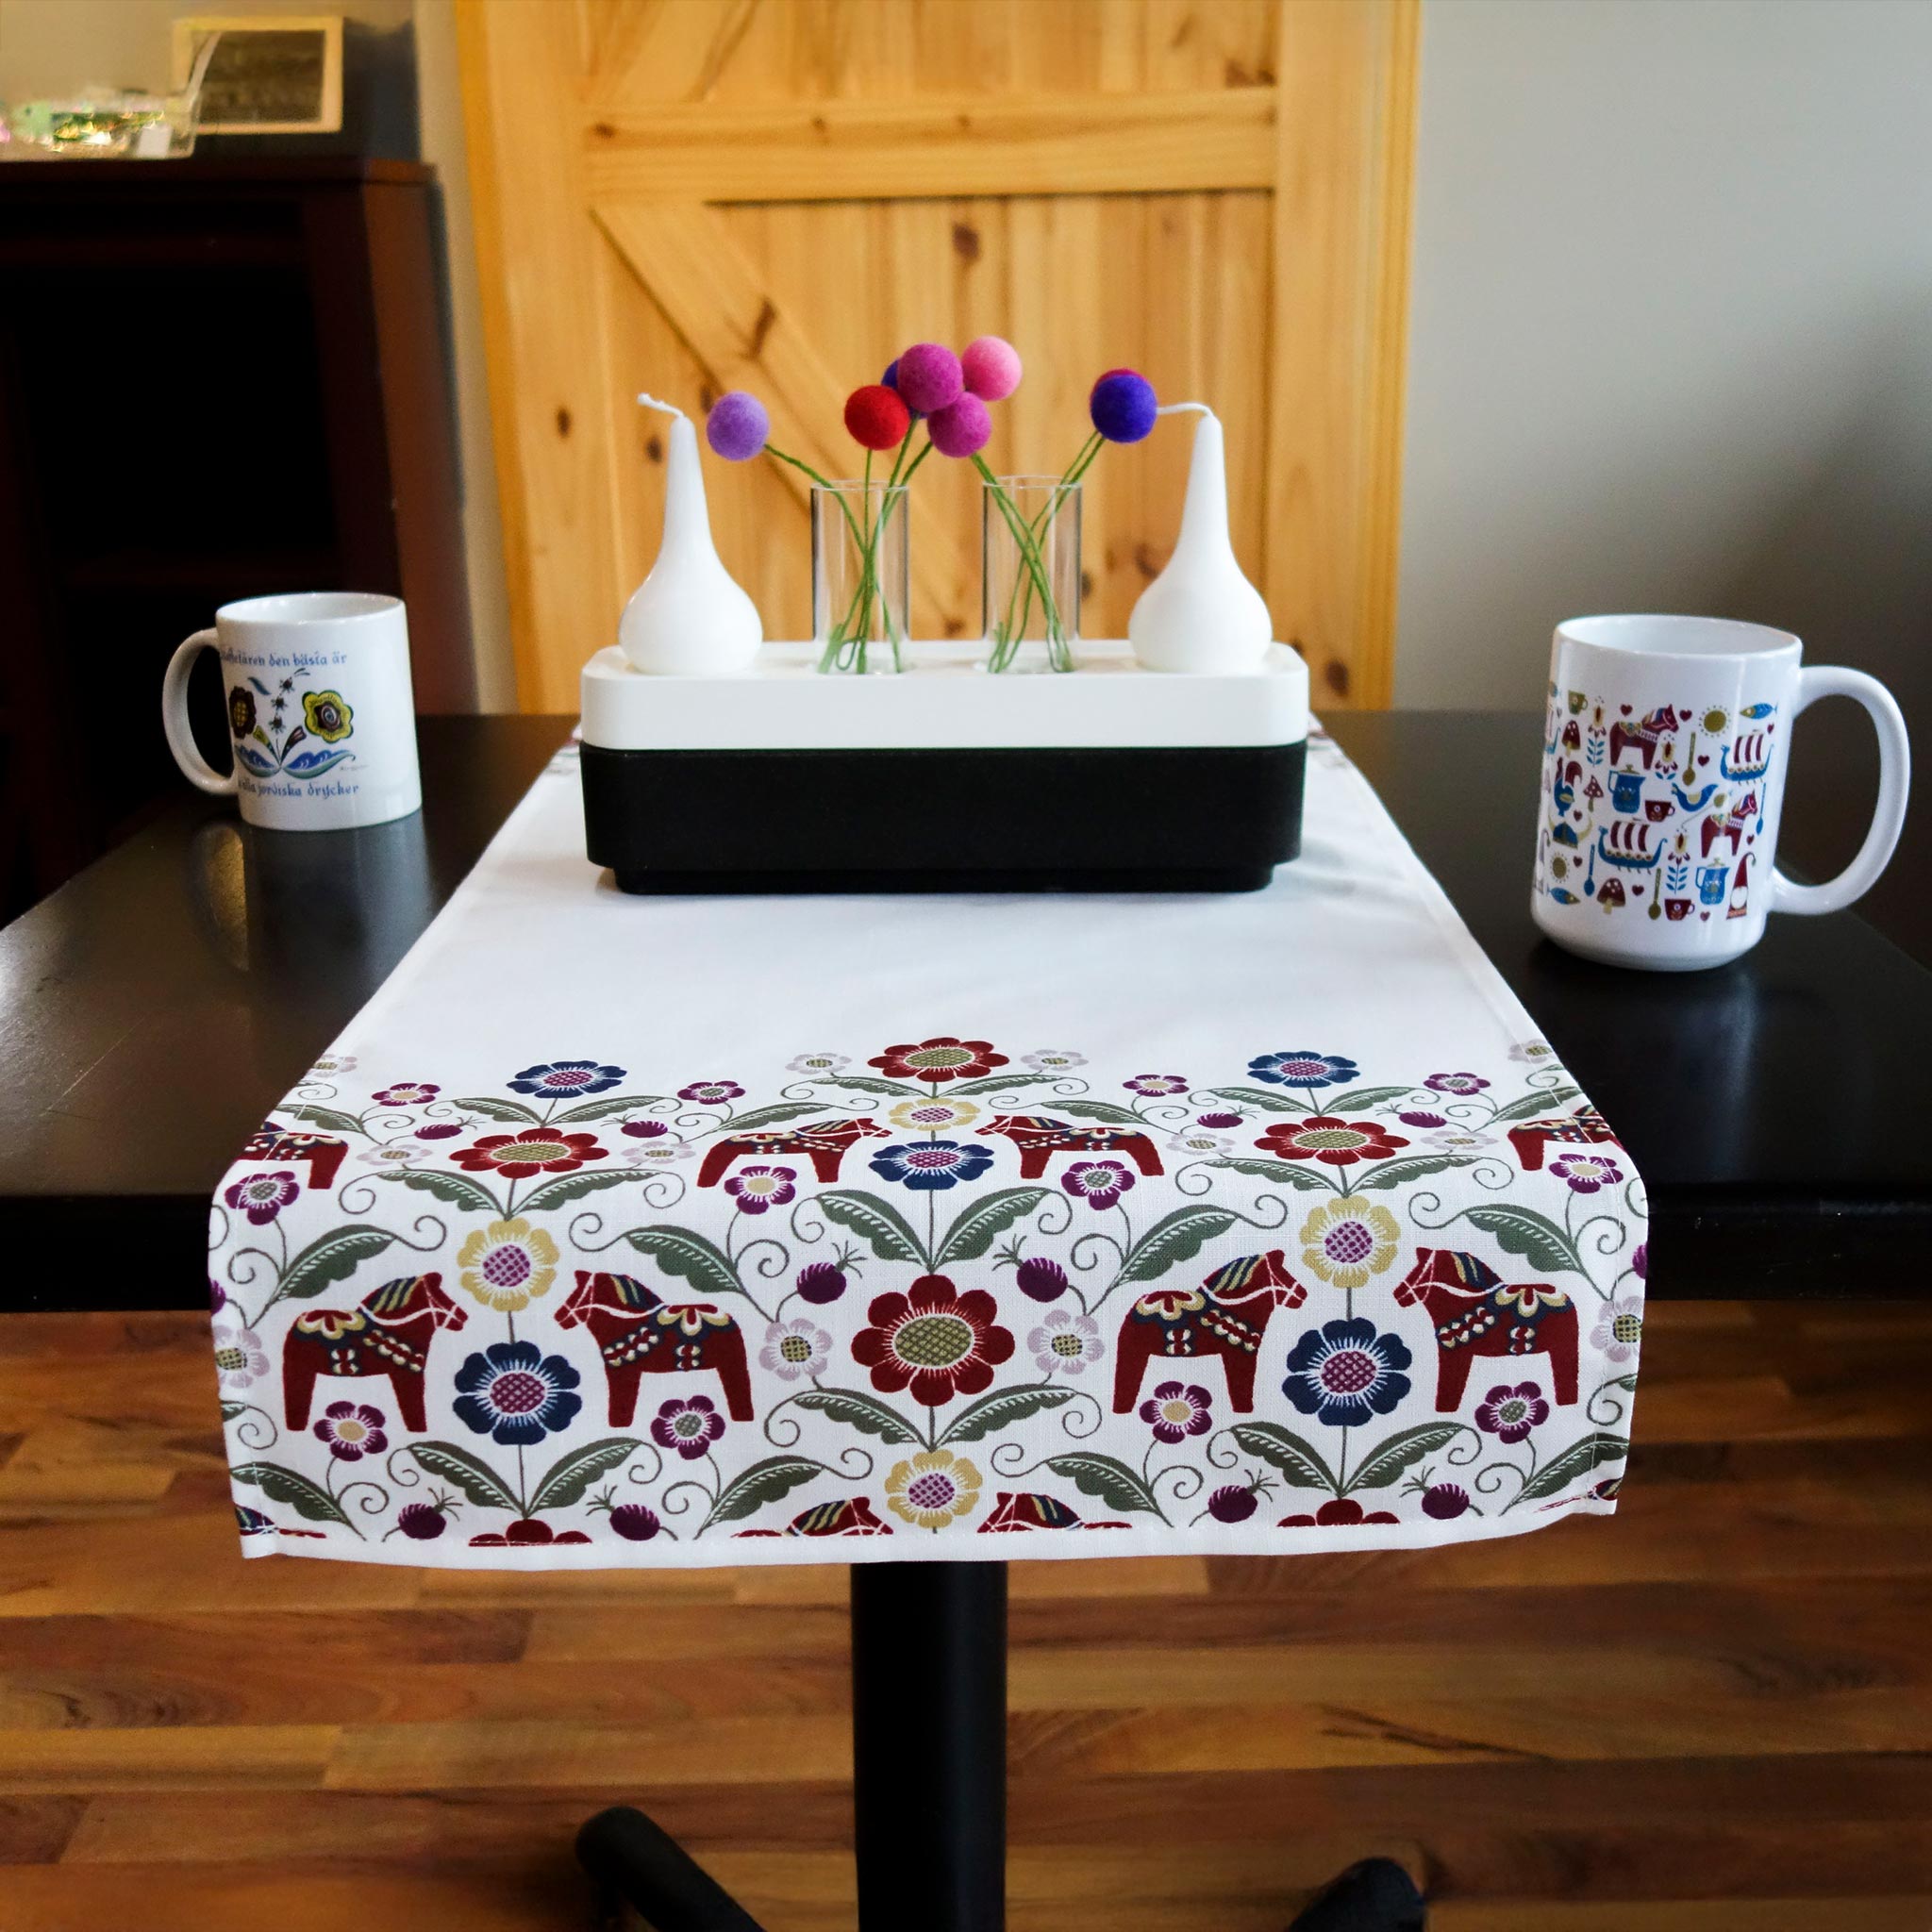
[
  {"xmin": 162, "ymin": 592, "xmax": 422, "ymax": 831},
  {"xmin": 1533, "ymin": 615, "xmax": 1909, "ymax": 971}
]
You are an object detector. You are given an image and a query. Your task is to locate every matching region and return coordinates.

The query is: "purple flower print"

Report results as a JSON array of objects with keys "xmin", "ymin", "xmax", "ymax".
[
  {"xmin": 652, "ymin": 1394, "xmax": 725, "ymax": 1460},
  {"xmin": 1062, "ymin": 1159, "xmax": 1136, "ymax": 1209},
  {"xmin": 1424, "ymin": 1072, "xmax": 1490, "ymax": 1095},
  {"xmin": 508, "ymin": 1059, "xmax": 626, "ymax": 1098},
  {"xmin": 372, "ymin": 1082, "xmax": 440, "ymax": 1107},
  {"xmin": 223, "ymin": 1170, "xmax": 300, "ymax": 1225},
  {"xmin": 1548, "ymin": 1152, "xmax": 1624, "ymax": 1194},
  {"xmin": 210, "ymin": 1321, "xmax": 268, "ymax": 1390},
  {"xmin": 1124, "ymin": 1074, "xmax": 1188, "ymax": 1096},
  {"xmin": 724, "ymin": 1165, "xmax": 797, "ymax": 1214},
  {"xmin": 1027, "ymin": 1307, "xmax": 1105, "ymax": 1376},
  {"xmin": 313, "ymin": 1401, "xmax": 388, "ymax": 1462},
  {"xmin": 759, "ymin": 1316, "xmax": 832, "ymax": 1381},
  {"xmin": 1474, "ymin": 1382, "xmax": 1549, "ymax": 1444},
  {"xmin": 1140, "ymin": 1380, "xmax": 1213, "ymax": 1443},
  {"xmin": 678, "ymin": 1080, "xmax": 744, "ymax": 1105}
]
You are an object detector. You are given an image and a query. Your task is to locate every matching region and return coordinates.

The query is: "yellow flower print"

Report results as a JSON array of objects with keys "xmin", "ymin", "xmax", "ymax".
[
  {"xmin": 456, "ymin": 1217, "xmax": 559, "ymax": 1313},
  {"xmin": 1298, "ymin": 1194, "xmax": 1401, "ymax": 1291},
  {"xmin": 302, "ymin": 690, "xmax": 354, "ymax": 742},
  {"xmin": 888, "ymin": 1096, "xmax": 982, "ymax": 1136},
  {"xmin": 884, "ymin": 1447, "xmax": 983, "ymax": 1530}
]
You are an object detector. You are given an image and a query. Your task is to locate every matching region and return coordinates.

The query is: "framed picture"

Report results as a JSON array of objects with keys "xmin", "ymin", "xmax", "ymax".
[{"xmin": 170, "ymin": 16, "xmax": 344, "ymax": 135}]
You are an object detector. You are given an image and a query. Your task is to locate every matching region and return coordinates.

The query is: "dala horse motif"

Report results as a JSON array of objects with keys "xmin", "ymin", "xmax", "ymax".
[
  {"xmin": 242, "ymin": 1123, "xmax": 349, "ymax": 1191},
  {"xmin": 1112, "ymin": 1251, "xmax": 1307, "ymax": 1414},
  {"xmin": 978, "ymin": 1115, "xmax": 1164, "ymax": 1181},
  {"xmin": 556, "ymin": 1270, "xmax": 755, "ymax": 1423},
  {"xmin": 698, "ymin": 1117, "xmax": 887, "ymax": 1189},
  {"xmin": 1391, "ymin": 1248, "xmax": 1580, "ymax": 1409},
  {"xmin": 979, "ymin": 1492, "xmax": 1129, "ymax": 1533},
  {"xmin": 1506, "ymin": 1103, "xmax": 1620, "ymax": 1173},
  {"xmin": 1701, "ymin": 791, "xmax": 1757, "ymax": 858},
  {"xmin": 1608, "ymin": 706, "xmax": 1684, "ymax": 772},
  {"xmin": 283, "ymin": 1272, "xmax": 466, "ymax": 1431}
]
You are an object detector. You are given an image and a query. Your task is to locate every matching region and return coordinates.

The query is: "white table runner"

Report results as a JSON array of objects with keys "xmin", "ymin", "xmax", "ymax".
[{"xmin": 209, "ymin": 733, "xmax": 1646, "ymax": 1567}]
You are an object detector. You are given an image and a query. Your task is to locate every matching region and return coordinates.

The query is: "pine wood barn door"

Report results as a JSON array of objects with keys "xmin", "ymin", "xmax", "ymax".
[{"xmin": 458, "ymin": 0, "xmax": 1418, "ymax": 712}]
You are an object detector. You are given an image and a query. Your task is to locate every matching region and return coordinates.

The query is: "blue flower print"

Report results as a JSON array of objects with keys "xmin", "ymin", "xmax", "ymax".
[
  {"xmin": 508, "ymin": 1059, "xmax": 626, "ymax": 1099},
  {"xmin": 1282, "ymin": 1318, "xmax": 1411, "ymax": 1427},
  {"xmin": 868, "ymin": 1140, "xmax": 996, "ymax": 1191},
  {"xmin": 1248, "ymin": 1050, "xmax": 1359, "ymax": 1090},
  {"xmin": 453, "ymin": 1340, "xmax": 583, "ymax": 1445}
]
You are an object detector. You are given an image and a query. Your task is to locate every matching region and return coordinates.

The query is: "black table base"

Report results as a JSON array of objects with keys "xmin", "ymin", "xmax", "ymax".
[{"xmin": 575, "ymin": 1560, "xmax": 1424, "ymax": 1931}]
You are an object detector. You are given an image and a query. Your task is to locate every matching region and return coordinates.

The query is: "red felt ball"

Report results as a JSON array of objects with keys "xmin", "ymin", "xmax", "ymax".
[{"xmin": 844, "ymin": 383, "xmax": 911, "ymax": 452}]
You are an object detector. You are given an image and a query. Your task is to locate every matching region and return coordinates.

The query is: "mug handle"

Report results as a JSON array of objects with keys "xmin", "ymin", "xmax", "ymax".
[
  {"xmin": 161, "ymin": 628, "xmax": 239, "ymax": 797},
  {"xmin": 1771, "ymin": 665, "xmax": 1911, "ymax": 916}
]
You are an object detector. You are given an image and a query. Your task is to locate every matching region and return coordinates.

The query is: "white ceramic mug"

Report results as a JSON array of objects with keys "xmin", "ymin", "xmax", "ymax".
[
  {"xmin": 1532, "ymin": 614, "xmax": 1909, "ymax": 971},
  {"xmin": 162, "ymin": 592, "xmax": 422, "ymax": 831}
]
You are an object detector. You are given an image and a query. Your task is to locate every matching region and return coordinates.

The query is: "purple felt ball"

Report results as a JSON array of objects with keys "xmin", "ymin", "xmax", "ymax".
[
  {"xmin": 893, "ymin": 342, "xmax": 964, "ymax": 415},
  {"xmin": 961, "ymin": 335, "xmax": 1023, "ymax": 402},
  {"xmin": 927, "ymin": 392, "xmax": 991, "ymax": 458},
  {"xmin": 706, "ymin": 391, "xmax": 770, "ymax": 461},
  {"xmin": 881, "ymin": 359, "xmax": 926, "ymax": 423},
  {"xmin": 1090, "ymin": 369, "xmax": 1158, "ymax": 443}
]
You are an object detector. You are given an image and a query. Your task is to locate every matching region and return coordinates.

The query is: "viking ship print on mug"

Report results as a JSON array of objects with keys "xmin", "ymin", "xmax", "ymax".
[
  {"xmin": 162, "ymin": 592, "xmax": 422, "ymax": 830},
  {"xmin": 1533, "ymin": 615, "xmax": 1909, "ymax": 971}
]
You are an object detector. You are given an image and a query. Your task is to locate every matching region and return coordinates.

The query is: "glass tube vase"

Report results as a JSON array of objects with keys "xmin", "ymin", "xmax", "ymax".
[
  {"xmin": 981, "ymin": 476, "xmax": 1080, "ymax": 674},
  {"xmin": 812, "ymin": 481, "xmax": 908, "ymax": 675}
]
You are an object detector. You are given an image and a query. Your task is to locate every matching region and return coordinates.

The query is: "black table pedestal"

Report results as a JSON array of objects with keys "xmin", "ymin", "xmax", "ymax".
[{"xmin": 575, "ymin": 1559, "xmax": 1423, "ymax": 1930}]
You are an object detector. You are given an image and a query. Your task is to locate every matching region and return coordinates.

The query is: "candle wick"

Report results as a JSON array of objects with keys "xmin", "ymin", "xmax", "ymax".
[
  {"xmin": 1156, "ymin": 402, "xmax": 1214, "ymax": 418},
  {"xmin": 637, "ymin": 392, "xmax": 687, "ymax": 420}
]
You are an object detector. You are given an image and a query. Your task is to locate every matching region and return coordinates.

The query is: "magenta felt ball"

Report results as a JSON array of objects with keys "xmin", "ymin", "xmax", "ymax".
[
  {"xmin": 960, "ymin": 335, "xmax": 1022, "ymax": 402},
  {"xmin": 926, "ymin": 392, "xmax": 991, "ymax": 458},
  {"xmin": 706, "ymin": 391, "xmax": 769, "ymax": 461},
  {"xmin": 881, "ymin": 358, "xmax": 925, "ymax": 422},
  {"xmin": 843, "ymin": 383, "xmax": 911, "ymax": 452},
  {"xmin": 1090, "ymin": 369, "xmax": 1158, "ymax": 443},
  {"xmin": 893, "ymin": 342, "xmax": 964, "ymax": 414}
]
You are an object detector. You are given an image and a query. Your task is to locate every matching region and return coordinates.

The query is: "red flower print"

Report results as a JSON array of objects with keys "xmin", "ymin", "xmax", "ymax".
[
  {"xmin": 851, "ymin": 1274, "xmax": 1015, "ymax": 1406},
  {"xmin": 1278, "ymin": 1498, "xmax": 1399, "ymax": 1527},
  {"xmin": 451, "ymin": 1128, "xmax": 609, "ymax": 1180},
  {"xmin": 1254, "ymin": 1116, "xmax": 1409, "ymax": 1168},
  {"xmin": 868, "ymin": 1037, "xmax": 1008, "ymax": 1084}
]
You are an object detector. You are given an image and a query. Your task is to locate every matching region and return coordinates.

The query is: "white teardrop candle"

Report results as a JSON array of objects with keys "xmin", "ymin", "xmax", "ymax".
[
  {"xmin": 1128, "ymin": 403, "xmax": 1273, "ymax": 675},
  {"xmin": 618, "ymin": 394, "xmax": 762, "ymax": 675}
]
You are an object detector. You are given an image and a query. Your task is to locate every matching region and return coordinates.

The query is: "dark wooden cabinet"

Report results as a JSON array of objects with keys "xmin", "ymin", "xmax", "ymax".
[{"xmin": 0, "ymin": 158, "xmax": 471, "ymax": 922}]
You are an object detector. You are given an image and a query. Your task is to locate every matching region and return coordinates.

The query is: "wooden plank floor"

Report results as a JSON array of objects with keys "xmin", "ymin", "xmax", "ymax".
[{"xmin": 2, "ymin": 1301, "xmax": 1929, "ymax": 1931}]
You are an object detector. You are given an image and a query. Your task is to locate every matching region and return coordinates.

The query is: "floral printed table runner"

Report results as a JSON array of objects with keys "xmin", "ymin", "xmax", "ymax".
[{"xmin": 210, "ymin": 735, "xmax": 1646, "ymax": 1567}]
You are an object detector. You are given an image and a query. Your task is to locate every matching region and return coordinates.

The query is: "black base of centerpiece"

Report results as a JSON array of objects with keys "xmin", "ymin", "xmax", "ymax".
[{"xmin": 581, "ymin": 741, "xmax": 1305, "ymax": 893}]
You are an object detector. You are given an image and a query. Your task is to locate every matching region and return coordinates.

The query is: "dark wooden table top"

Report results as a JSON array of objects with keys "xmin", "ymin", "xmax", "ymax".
[{"xmin": 3, "ymin": 711, "xmax": 1926, "ymax": 1312}]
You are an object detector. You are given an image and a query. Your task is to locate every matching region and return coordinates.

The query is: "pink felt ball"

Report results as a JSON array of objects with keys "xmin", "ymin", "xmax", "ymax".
[
  {"xmin": 843, "ymin": 383, "xmax": 911, "ymax": 452},
  {"xmin": 926, "ymin": 392, "xmax": 991, "ymax": 458},
  {"xmin": 893, "ymin": 341, "xmax": 964, "ymax": 414},
  {"xmin": 960, "ymin": 335, "xmax": 1022, "ymax": 402}
]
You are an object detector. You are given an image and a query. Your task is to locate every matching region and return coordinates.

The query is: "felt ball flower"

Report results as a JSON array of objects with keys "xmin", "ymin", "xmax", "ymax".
[
  {"xmin": 885, "ymin": 1447, "xmax": 982, "ymax": 1530},
  {"xmin": 961, "ymin": 334, "xmax": 1023, "ymax": 402},
  {"xmin": 453, "ymin": 1341, "xmax": 583, "ymax": 1446},
  {"xmin": 1297, "ymin": 1196, "xmax": 1402, "ymax": 1291},
  {"xmin": 760, "ymin": 1315, "xmax": 833, "ymax": 1381},
  {"xmin": 707, "ymin": 390, "xmax": 770, "ymax": 460},
  {"xmin": 456, "ymin": 1217, "xmax": 559, "ymax": 1314},
  {"xmin": 1015, "ymin": 1257, "xmax": 1070, "ymax": 1303},
  {"xmin": 1124, "ymin": 1074, "xmax": 1189, "ymax": 1096},
  {"xmin": 1590, "ymin": 1293, "xmax": 1644, "ymax": 1365},
  {"xmin": 313, "ymin": 1400, "xmax": 388, "ymax": 1463},
  {"xmin": 1089, "ymin": 369, "xmax": 1158, "ymax": 443},
  {"xmin": 1426, "ymin": 1072, "xmax": 1491, "ymax": 1095},
  {"xmin": 788, "ymin": 1051, "xmax": 850, "ymax": 1077},
  {"xmin": 1062, "ymin": 1159, "xmax": 1136, "ymax": 1209},
  {"xmin": 928, "ymin": 392, "xmax": 991, "ymax": 458},
  {"xmin": 844, "ymin": 382, "xmax": 911, "ymax": 452},
  {"xmin": 210, "ymin": 1322, "xmax": 270, "ymax": 1391},
  {"xmin": 1283, "ymin": 1319, "xmax": 1412, "ymax": 1427},
  {"xmin": 1140, "ymin": 1381, "xmax": 1213, "ymax": 1444},
  {"xmin": 851, "ymin": 1274, "xmax": 1014, "ymax": 1406},
  {"xmin": 1278, "ymin": 1497, "xmax": 1399, "ymax": 1528},
  {"xmin": 889, "ymin": 1097, "xmax": 982, "ymax": 1136},
  {"xmin": 870, "ymin": 1037, "xmax": 1008, "ymax": 1083},
  {"xmin": 652, "ymin": 1394, "xmax": 726, "ymax": 1460},
  {"xmin": 1028, "ymin": 1307, "xmax": 1105, "ymax": 1376},
  {"xmin": 302, "ymin": 691, "xmax": 353, "ymax": 741},
  {"xmin": 678, "ymin": 1080, "xmax": 744, "ymax": 1105},
  {"xmin": 1248, "ymin": 1050, "xmax": 1359, "ymax": 1090},
  {"xmin": 224, "ymin": 1170, "xmax": 300, "ymax": 1225},
  {"xmin": 868, "ymin": 1140, "xmax": 995, "ymax": 1191},
  {"xmin": 373, "ymin": 1082, "xmax": 440, "ymax": 1107},
  {"xmin": 724, "ymin": 1164, "xmax": 797, "ymax": 1214},
  {"xmin": 794, "ymin": 1261, "xmax": 848, "ymax": 1306},
  {"xmin": 1474, "ymin": 1381, "xmax": 1549, "ymax": 1443},
  {"xmin": 508, "ymin": 1059, "xmax": 626, "ymax": 1098},
  {"xmin": 227, "ymin": 687, "xmax": 257, "ymax": 739},
  {"xmin": 1208, "ymin": 1483, "xmax": 1259, "ymax": 1524},
  {"xmin": 1550, "ymin": 1152, "xmax": 1624, "ymax": 1194},
  {"xmin": 1257, "ymin": 1117, "xmax": 1408, "ymax": 1169},
  {"xmin": 1422, "ymin": 1482, "xmax": 1472, "ymax": 1520},
  {"xmin": 452, "ymin": 1128, "xmax": 608, "ymax": 1180},
  {"xmin": 892, "ymin": 342, "xmax": 964, "ymax": 414}
]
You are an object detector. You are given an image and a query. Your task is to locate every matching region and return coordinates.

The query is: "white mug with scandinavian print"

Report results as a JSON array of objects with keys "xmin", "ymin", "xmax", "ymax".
[
  {"xmin": 163, "ymin": 592, "xmax": 422, "ymax": 831},
  {"xmin": 1532, "ymin": 615, "xmax": 1909, "ymax": 971}
]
